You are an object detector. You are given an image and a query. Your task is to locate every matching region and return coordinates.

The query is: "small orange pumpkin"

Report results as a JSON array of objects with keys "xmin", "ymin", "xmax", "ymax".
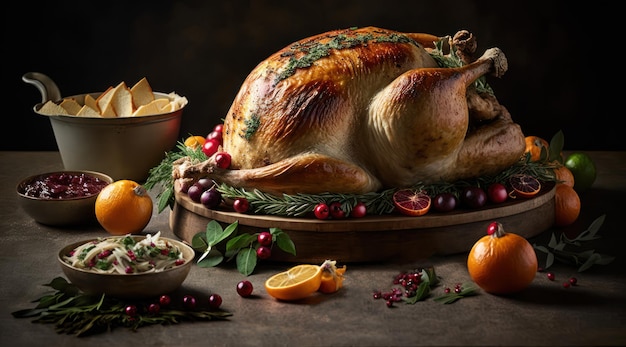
[{"xmin": 467, "ymin": 222, "xmax": 538, "ymax": 295}]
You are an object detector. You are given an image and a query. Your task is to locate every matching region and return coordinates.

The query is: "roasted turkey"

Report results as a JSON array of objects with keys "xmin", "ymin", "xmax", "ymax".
[{"xmin": 174, "ymin": 26, "xmax": 525, "ymax": 196}]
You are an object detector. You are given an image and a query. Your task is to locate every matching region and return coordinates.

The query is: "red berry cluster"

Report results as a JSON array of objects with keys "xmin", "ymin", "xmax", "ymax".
[
  {"xmin": 372, "ymin": 269, "xmax": 424, "ymax": 307},
  {"xmin": 313, "ymin": 201, "xmax": 367, "ymax": 220}
]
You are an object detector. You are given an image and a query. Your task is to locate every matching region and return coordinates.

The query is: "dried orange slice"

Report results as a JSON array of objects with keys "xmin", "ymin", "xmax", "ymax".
[
  {"xmin": 392, "ymin": 189, "xmax": 431, "ymax": 216},
  {"xmin": 508, "ymin": 174, "xmax": 541, "ymax": 199}
]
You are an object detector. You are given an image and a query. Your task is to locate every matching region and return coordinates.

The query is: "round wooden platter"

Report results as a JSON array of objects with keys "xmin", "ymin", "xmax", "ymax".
[{"xmin": 170, "ymin": 183, "xmax": 555, "ymax": 263}]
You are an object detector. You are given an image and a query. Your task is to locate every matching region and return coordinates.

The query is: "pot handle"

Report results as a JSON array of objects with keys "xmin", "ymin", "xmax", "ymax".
[{"xmin": 22, "ymin": 72, "xmax": 62, "ymax": 103}]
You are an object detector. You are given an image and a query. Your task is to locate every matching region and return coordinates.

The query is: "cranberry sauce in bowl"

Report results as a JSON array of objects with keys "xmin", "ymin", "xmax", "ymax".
[
  {"xmin": 20, "ymin": 171, "xmax": 110, "ymax": 200},
  {"xmin": 17, "ymin": 170, "xmax": 113, "ymax": 226}
]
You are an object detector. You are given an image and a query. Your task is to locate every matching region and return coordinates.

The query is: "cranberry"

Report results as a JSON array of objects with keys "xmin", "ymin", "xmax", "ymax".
[
  {"xmin": 562, "ymin": 281, "xmax": 571, "ymax": 288},
  {"xmin": 350, "ymin": 202, "xmax": 367, "ymax": 218},
  {"xmin": 487, "ymin": 183, "xmax": 508, "ymax": 204},
  {"xmin": 183, "ymin": 295, "xmax": 197, "ymax": 309},
  {"xmin": 148, "ymin": 303, "xmax": 160, "ymax": 314},
  {"xmin": 547, "ymin": 272, "xmax": 556, "ymax": 281},
  {"xmin": 257, "ymin": 231, "xmax": 272, "ymax": 246},
  {"xmin": 256, "ymin": 246, "xmax": 271, "ymax": 260},
  {"xmin": 236, "ymin": 280, "xmax": 254, "ymax": 297},
  {"xmin": 569, "ymin": 277, "xmax": 578, "ymax": 285},
  {"xmin": 329, "ymin": 202, "xmax": 346, "ymax": 219},
  {"xmin": 159, "ymin": 295, "xmax": 171, "ymax": 307},
  {"xmin": 213, "ymin": 123, "xmax": 224, "ymax": 133},
  {"xmin": 215, "ymin": 152, "xmax": 231, "ymax": 168},
  {"xmin": 314, "ymin": 203, "xmax": 330, "ymax": 219},
  {"xmin": 202, "ymin": 139, "xmax": 220, "ymax": 157},
  {"xmin": 125, "ymin": 305, "xmax": 138, "ymax": 316},
  {"xmin": 206, "ymin": 130, "xmax": 223, "ymax": 144},
  {"xmin": 208, "ymin": 294, "xmax": 222, "ymax": 309},
  {"xmin": 233, "ymin": 198, "xmax": 250, "ymax": 213}
]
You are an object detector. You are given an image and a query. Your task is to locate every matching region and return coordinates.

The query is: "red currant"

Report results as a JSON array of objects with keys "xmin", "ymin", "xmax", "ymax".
[
  {"xmin": 236, "ymin": 280, "xmax": 254, "ymax": 297},
  {"xmin": 215, "ymin": 152, "xmax": 231, "ymax": 168},
  {"xmin": 350, "ymin": 202, "xmax": 367, "ymax": 218},
  {"xmin": 256, "ymin": 246, "xmax": 271, "ymax": 260},
  {"xmin": 208, "ymin": 294, "xmax": 222, "ymax": 309},
  {"xmin": 233, "ymin": 198, "xmax": 250, "ymax": 213},
  {"xmin": 314, "ymin": 203, "xmax": 329, "ymax": 220},
  {"xmin": 257, "ymin": 231, "xmax": 272, "ymax": 246}
]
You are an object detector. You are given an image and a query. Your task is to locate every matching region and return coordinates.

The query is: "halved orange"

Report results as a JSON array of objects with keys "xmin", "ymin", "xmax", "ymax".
[
  {"xmin": 392, "ymin": 189, "xmax": 431, "ymax": 216},
  {"xmin": 508, "ymin": 174, "xmax": 541, "ymax": 199},
  {"xmin": 265, "ymin": 264, "xmax": 323, "ymax": 301}
]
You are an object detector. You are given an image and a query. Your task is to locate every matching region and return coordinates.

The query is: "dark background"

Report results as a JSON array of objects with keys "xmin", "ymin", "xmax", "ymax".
[{"xmin": 3, "ymin": 0, "xmax": 620, "ymax": 151}]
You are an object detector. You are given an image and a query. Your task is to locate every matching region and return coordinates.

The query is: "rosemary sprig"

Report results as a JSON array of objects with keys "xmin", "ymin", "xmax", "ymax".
[{"xmin": 12, "ymin": 277, "xmax": 232, "ymax": 337}]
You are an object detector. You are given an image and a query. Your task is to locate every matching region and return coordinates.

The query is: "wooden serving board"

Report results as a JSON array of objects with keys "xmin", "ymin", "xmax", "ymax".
[{"xmin": 170, "ymin": 183, "xmax": 555, "ymax": 263}]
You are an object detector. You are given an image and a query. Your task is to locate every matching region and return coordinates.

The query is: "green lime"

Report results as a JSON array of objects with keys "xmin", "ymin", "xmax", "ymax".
[{"xmin": 564, "ymin": 152, "xmax": 596, "ymax": 192}]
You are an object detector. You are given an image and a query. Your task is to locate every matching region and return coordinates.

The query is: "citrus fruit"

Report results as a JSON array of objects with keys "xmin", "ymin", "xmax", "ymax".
[
  {"xmin": 564, "ymin": 152, "xmax": 596, "ymax": 192},
  {"xmin": 265, "ymin": 260, "xmax": 340, "ymax": 300},
  {"xmin": 184, "ymin": 135, "xmax": 206, "ymax": 149},
  {"xmin": 319, "ymin": 265, "xmax": 347, "ymax": 294},
  {"xmin": 467, "ymin": 221, "xmax": 538, "ymax": 295},
  {"xmin": 553, "ymin": 165, "xmax": 575, "ymax": 188},
  {"xmin": 265, "ymin": 264, "xmax": 323, "ymax": 301},
  {"xmin": 508, "ymin": 174, "xmax": 541, "ymax": 198},
  {"xmin": 393, "ymin": 189, "xmax": 431, "ymax": 216},
  {"xmin": 524, "ymin": 136, "xmax": 549, "ymax": 162},
  {"xmin": 553, "ymin": 184, "xmax": 581, "ymax": 227},
  {"xmin": 95, "ymin": 180, "xmax": 153, "ymax": 235}
]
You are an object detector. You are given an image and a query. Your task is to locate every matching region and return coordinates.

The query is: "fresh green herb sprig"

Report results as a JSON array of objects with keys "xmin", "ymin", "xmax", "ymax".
[
  {"xmin": 11, "ymin": 277, "xmax": 232, "ymax": 337},
  {"xmin": 144, "ymin": 142, "xmax": 207, "ymax": 213},
  {"xmin": 433, "ymin": 282, "xmax": 479, "ymax": 304},
  {"xmin": 533, "ymin": 214, "xmax": 615, "ymax": 272},
  {"xmin": 191, "ymin": 220, "xmax": 296, "ymax": 276}
]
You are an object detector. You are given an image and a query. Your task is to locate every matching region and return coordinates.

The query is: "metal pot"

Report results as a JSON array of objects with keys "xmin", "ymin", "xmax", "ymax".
[{"xmin": 23, "ymin": 72, "xmax": 185, "ymax": 182}]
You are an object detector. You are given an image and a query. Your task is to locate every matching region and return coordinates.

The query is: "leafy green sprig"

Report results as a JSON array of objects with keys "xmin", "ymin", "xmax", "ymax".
[
  {"xmin": 190, "ymin": 220, "xmax": 296, "ymax": 276},
  {"xmin": 144, "ymin": 142, "xmax": 207, "ymax": 213},
  {"xmin": 533, "ymin": 214, "xmax": 615, "ymax": 272},
  {"xmin": 11, "ymin": 277, "xmax": 232, "ymax": 337}
]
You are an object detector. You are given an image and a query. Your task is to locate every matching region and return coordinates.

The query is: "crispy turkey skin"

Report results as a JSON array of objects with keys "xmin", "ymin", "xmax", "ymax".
[{"xmin": 174, "ymin": 26, "xmax": 525, "ymax": 196}]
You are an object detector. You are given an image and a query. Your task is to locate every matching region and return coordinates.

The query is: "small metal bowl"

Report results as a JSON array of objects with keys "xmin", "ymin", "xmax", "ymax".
[
  {"xmin": 16, "ymin": 170, "xmax": 113, "ymax": 226},
  {"xmin": 58, "ymin": 235, "xmax": 195, "ymax": 299}
]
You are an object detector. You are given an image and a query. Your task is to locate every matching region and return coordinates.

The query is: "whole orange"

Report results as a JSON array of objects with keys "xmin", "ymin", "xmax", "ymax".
[
  {"xmin": 524, "ymin": 136, "xmax": 549, "ymax": 162},
  {"xmin": 95, "ymin": 180, "xmax": 153, "ymax": 235},
  {"xmin": 553, "ymin": 184, "xmax": 581, "ymax": 227},
  {"xmin": 553, "ymin": 165, "xmax": 575, "ymax": 188},
  {"xmin": 467, "ymin": 222, "xmax": 538, "ymax": 295}
]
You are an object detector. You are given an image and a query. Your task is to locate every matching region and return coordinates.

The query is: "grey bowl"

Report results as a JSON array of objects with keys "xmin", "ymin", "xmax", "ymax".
[
  {"xmin": 58, "ymin": 236, "xmax": 195, "ymax": 298},
  {"xmin": 16, "ymin": 170, "xmax": 113, "ymax": 226},
  {"xmin": 23, "ymin": 72, "xmax": 186, "ymax": 182}
]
